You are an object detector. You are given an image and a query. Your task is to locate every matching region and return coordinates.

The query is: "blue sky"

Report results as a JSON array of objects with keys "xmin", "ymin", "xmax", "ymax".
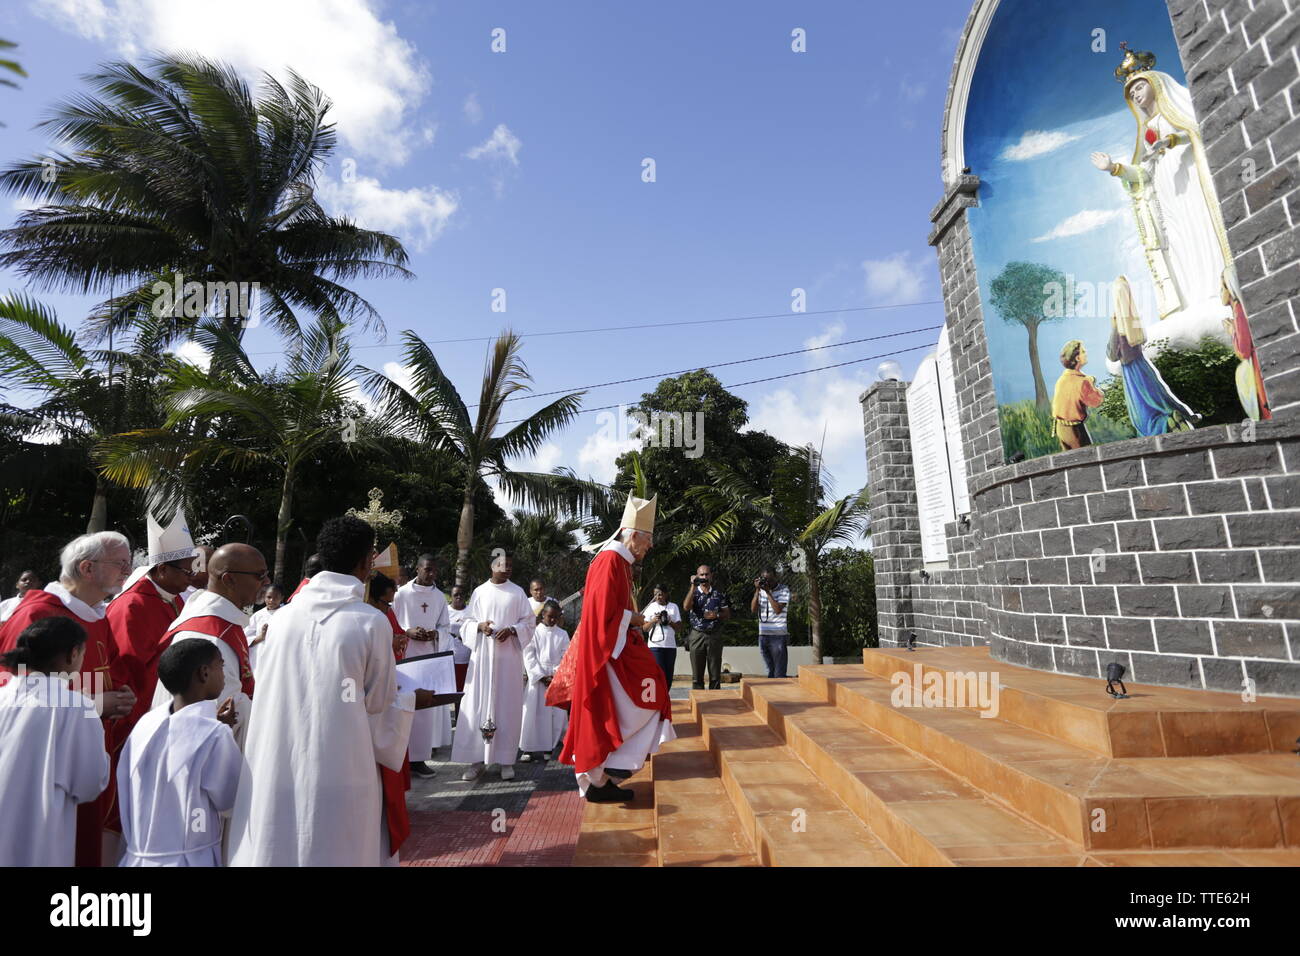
[
  {"xmin": 964, "ymin": 0, "xmax": 1187, "ymax": 406},
  {"xmin": 0, "ymin": 0, "xmax": 976, "ymax": 515}
]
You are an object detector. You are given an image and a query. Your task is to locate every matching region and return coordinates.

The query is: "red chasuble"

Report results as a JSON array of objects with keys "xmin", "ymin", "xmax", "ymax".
[
  {"xmin": 380, "ymin": 606, "xmax": 411, "ymax": 855},
  {"xmin": 0, "ymin": 589, "xmax": 130, "ymax": 867},
  {"xmin": 156, "ymin": 615, "xmax": 255, "ymax": 698},
  {"xmin": 106, "ymin": 575, "xmax": 184, "ymax": 734},
  {"xmin": 560, "ymin": 548, "xmax": 671, "ymax": 774}
]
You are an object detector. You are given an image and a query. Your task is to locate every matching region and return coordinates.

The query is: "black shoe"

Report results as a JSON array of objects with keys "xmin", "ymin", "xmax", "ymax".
[
  {"xmin": 604, "ymin": 767, "xmax": 633, "ymax": 780},
  {"xmin": 585, "ymin": 781, "xmax": 634, "ymax": 803},
  {"xmin": 409, "ymin": 761, "xmax": 437, "ymax": 777}
]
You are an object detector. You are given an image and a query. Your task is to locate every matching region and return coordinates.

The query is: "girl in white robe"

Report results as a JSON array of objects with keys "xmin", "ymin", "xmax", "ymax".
[
  {"xmin": 519, "ymin": 603, "xmax": 570, "ymax": 758},
  {"xmin": 0, "ymin": 616, "xmax": 109, "ymax": 867}
]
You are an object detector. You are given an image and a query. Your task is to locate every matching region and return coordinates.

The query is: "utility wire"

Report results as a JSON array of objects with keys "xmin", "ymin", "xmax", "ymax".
[
  {"xmin": 496, "ymin": 341, "xmax": 935, "ymax": 425},
  {"xmin": 474, "ymin": 324, "xmax": 942, "ymax": 409},
  {"xmin": 245, "ymin": 299, "xmax": 942, "ymax": 357}
]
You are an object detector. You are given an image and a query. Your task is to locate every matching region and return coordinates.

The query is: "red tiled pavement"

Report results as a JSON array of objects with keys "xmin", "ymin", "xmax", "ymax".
[{"xmin": 401, "ymin": 788, "xmax": 586, "ymax": 866}]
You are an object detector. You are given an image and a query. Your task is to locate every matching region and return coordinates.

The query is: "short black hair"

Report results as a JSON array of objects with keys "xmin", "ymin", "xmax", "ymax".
[
  {"xmin": 316, "ymin": 516, "xmax": 374, "ymax": 574},
  {"xmin": 541, "ymin": 598, "xmax": 562, "ymax": 616},
  {"xmin": 157, "ymin": 638, "xmax": 223, "ymax": 694},
  {"xmin": 370, "ymin": 570, "xmax": 397, "ymax": 599},
  {"xmin": 303, "ymin": 553, "xmax": 323, "ymax": 578},
  {"xmin": 417, "ymin": 553, "xmax": 437, "ymax": 566},
  {"xmin": 0, "ymin": 616, "xmax": 86, "ymax": 671},
  {"xmin": 530, "ymin": 577, "xmax": 545, "ymax": 586}
]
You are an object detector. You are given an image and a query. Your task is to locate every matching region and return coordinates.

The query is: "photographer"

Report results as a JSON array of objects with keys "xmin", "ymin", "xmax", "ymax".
[
  {"xmin": 640, "ymin": 584, "xmax": 681, "ymax": 689},
  {"xmin": 682, "ymin": 565, "xmax": 731, "ymax": 690},
  {"xmin": 750, "ymin": 567, "xmax": 792, "ymax": 678}
]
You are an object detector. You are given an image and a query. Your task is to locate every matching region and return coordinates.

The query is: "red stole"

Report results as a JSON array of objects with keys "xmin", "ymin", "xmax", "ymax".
[
  {"xmin": 0, "ymin": 589, "xmax": 129, "ymax": 866},
  {"xmin": 159, "ymin": 615, "xmax": 255, "ymax": 698},
  {"xmin": 380, "ymin": 638, "xmax": 411, "ymax": 855},
  {"xmin": 560, "ymin": 549, "xmax": 671, "ymax": 773}
]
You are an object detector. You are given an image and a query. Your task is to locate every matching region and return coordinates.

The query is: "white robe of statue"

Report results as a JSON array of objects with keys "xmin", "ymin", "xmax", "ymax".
[
  {"xmin": 392, "ymin": 581, "xmax": 452, "ymax": 758},
  {"xmin": 1106, "ymin": 71, "xmax": 1233, "ymax": 350},
  {"xmin": 450, "ymin": 579, "xmax": 534, "ymax": 766},
  {"xmin": 0, "ymin": 674, "xmax": 109, "ymax": 866},
  {"xmin": 117, "ymin": 699, "xmax": 242, "ymax": 866},
  {"xmin": 227, "ymin": 571, "xmax": 415, "ymax": 867},
  {"xmin": 519, "ymin": 622, "xmax": 570, "ymax": 752}
]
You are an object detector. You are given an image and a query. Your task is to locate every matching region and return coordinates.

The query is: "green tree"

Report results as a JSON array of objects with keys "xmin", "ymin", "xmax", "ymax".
[
  {"xmin": 989, "ymin": 261, "xmax": 1069, "ymax": 412},
  {"xmin": 0, "ymin": 54, "xmax": 411, "ymax": 344},
  {"xmin": 97, "ymin": 319, "xmax": 369, "ymax": 582},
  {"xmin": 685, "ymin": 444, "xmax": 869, "ymax": 662},
  {"xmin": 0, "ymin": 39, "xmax": 26, "ymax": 128},
  {"xmin": 0, "ymin": 293, "xmax": 174, "ymax": 531},
  {"xmin": 362, "ymin": 329, "xmax": 607, "ymax": 589}
]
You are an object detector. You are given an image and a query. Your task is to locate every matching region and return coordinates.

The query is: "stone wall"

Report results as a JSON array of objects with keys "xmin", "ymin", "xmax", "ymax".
[{"xmin": 861, "ymin": 0, "xmax": 1300, "ymax": 696}]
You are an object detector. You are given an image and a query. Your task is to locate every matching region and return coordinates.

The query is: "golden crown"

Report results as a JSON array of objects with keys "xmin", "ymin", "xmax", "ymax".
[{"xmin": 1115, "ymin": 42, "xmax": 1157, "ymax": 82}]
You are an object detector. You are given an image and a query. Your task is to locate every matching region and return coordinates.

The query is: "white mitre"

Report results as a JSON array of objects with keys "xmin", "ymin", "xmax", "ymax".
[
  {"xmin": 118, "ymin": 506, "xmax": 199, "ymax": 597},
  {"xmin": 583, "ymin": 494, "xmax": 657, "ymax": 552}
]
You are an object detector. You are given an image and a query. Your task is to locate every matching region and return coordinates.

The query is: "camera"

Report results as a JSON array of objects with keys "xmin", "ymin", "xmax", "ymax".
[
  {"xmin": 657, "ymin": 610, "xmax": 669, "ymax": 624},
  {"xmin": 693, "ymin": 576, "xmax": 705, "ymax": 586}
]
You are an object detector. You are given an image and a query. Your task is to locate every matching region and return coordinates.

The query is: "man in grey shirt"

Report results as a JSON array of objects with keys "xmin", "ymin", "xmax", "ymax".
[{"xmin": 750, "ymin": 568, "xmax": 792, "ymax": 678}]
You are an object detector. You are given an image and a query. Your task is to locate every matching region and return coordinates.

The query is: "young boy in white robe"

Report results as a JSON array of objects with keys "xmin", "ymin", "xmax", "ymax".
[
  {"xmin": 0, "ymin": 616, "xmax": 110, "ymax": 867},
  {"xmin": 117, "ymin": 638, "xmax": 242, "ymax": 867},
  {"xmin": 519, "ymin": 600, "xmax": 570, "ymax": 762},
  {"xmin": 244, "ymin": 583, "xmax": 284, "ymax": 676}
]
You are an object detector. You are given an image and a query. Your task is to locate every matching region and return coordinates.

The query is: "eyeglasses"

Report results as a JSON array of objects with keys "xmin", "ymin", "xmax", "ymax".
[
  {"xmin": 93, "ymin": 559, "xmax": 132, "ymax": 573},
  {"xmin": 225, "ymin": 569, "xmax": 271, "ymax": 583},
  {"xmin": 164, "ymin": 562, "xmax": 196, "ymax": 578}
]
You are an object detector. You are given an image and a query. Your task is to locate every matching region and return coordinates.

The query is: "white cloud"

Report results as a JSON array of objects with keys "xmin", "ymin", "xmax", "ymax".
[
  {"xmin": 381, "ymin": 360, "xmax": 417, "ymax": 395},
  {"xmin": 802, "ymin": 321, "xmax": 845, "ymax": 360},
  {"xmin": 315, "ymin": 174, "xmax": 457, "ymax": 252},
  {"xmin": 1000, "ymin": 129, "xmax": 1082, "ymax": 162},
  {"xmin": 862, "ymin": 251, "xmax": 927, "ymax": 305},
  {"xmin": 1031, "ymin": 208, "xmax": 1125, "ymax": 243},
  {"xmin": 465, "ymin": 123, "xmax": 522, "ymax": 167},
  {"xmin": 33, "ymin": 0, "xmax": 433, "ymax": 166},
  {"xmin": 463, "ymin": 92, "xmax": 482, "ymax": 124},
  {"xmin": 530, "ymin": 441, "xmax": 564, "ymax": 474},
  {"xmin": 576, "ymin": 420, "xmax": 639, "ymax": 485}
]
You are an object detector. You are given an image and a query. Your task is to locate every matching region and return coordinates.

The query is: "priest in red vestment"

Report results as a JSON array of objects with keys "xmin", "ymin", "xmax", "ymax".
[
  {"xmin": 0, "ymin": 531, "xmax": 137, "ymax": 865},
  {"xmin": 560, "ymin": 495, "xmax": 675, "ymax": 802},
  {"xmin": 106, "ymin": 507, "xmax": 198, "ymax": 737}
]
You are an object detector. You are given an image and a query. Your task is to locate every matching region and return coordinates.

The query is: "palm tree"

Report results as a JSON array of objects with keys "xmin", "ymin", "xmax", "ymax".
[
  {"xmin": 0, "ymin": 54, "xmax": 412, "ymax": 344},
  {"xmin": 98, "ymin": 319, "xmax": 371, "ymax": 581},
  {"xmin": 685, "ymin": 444, "xmax": 870, "ymax": 663},
  {"xmin": 0, "ymin": 292, "xmax": 171, "ymax": 531},
  {"xmin": 0, "ymin": 39, "xmax": 26, "ymax": 128},
  {"xmin": 363, "ymin": 329, "xmax": 608, "ymax": 588}
]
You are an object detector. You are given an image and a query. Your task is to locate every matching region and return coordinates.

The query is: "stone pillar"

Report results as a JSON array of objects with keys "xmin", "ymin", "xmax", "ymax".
[{"xmin": 861, "ymin": 380, "xmax": 922, "ymax": 648}]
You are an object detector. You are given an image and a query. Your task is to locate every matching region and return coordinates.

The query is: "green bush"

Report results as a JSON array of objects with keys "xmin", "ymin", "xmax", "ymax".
[
  {"xmin": 998, "ymin": 400, "xmax": 1056, "ymax": 460},
  {"xmin": 1098, "ymin": 336, "xmax": 1239, "ymax": 431}
]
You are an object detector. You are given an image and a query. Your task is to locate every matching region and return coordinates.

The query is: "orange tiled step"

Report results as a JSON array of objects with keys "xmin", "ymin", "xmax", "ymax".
[
  {"xmin": 573, "ymin": 752, "xmax": 658, "ymax": 867},
  {"xmin": 650, "ymin": 699, "xmax": 759, "ymax": 866},
  {"xmin": 689, "ymin": 690, "xmax": 904, "ymax": 867},
  {"xmin": 735, "ymin": 679, "xmax": 1088, "ymax": 865},
  {"xmin": 862, "ymin": 646, "xmax": 1300, "ymax": 758},
  {"xmin": 794, "ymin": 667, "xmax": 1300, "ymax": 852}
]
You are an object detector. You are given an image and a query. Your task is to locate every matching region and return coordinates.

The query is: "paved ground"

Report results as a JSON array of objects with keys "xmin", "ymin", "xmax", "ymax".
[{"xmin": 399, "ymin": 683, "xmax": 694, "ymax": 866}]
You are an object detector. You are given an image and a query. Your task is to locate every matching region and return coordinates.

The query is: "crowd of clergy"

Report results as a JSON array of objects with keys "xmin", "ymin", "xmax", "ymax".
[{"xmin": 0, "ymin": 494, "xmax": 671, "ymax": 867}]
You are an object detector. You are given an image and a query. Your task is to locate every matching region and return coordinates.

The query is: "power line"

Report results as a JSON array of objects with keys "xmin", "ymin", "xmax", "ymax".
[
  {"xmin": 497, "ymin": 340, "xmax": 935, "ymax": 425},
  {"xmin": 245, "ymin": 299, "xmax": 942, "ymax": 357},
  {"xmin": 474, "ymin": 325, "xmax": 942, "ymax": 409}
]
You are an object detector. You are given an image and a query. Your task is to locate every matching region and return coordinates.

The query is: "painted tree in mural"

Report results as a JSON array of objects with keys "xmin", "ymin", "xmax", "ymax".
[{"xmin": 989, "ymin": 261, "xmax": 1068, "ymax": 413}]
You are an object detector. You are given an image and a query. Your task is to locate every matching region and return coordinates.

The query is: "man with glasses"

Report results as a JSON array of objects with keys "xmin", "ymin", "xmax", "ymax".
[
  {"xmin": 0, "ymin": 530, "xmax": 138, "ymax": 866},
  {"xmin": 148, "ymin": 543, "xmax": 269, "ymax": 749},
  {"xmin": 682, "ymin": 565, "xmax": 732, "ymax": 690},
  {"xmin": 108, "ymin": 508, "xmax": 200, "ymax": 738}
]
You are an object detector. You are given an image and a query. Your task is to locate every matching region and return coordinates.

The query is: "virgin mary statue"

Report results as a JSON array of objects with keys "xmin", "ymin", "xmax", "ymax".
[{"xmin": 1090, "ymin": 46, "xmax": 1237, "ymax": 347}]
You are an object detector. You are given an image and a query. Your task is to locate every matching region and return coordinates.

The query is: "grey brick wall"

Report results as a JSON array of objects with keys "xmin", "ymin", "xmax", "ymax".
[{"xmin": 861, "ymin": 0, "xmax": 1300, "ymax": 697}]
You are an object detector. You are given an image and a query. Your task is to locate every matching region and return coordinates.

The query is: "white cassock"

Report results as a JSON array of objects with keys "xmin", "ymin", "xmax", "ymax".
[
  {"xmin": 227, "ymin": 572, "xmax": 414, "ymax": 867},
  {"xmin": 447, "ymin": 607, "xmax": 471, "ymax": 666},
  {"xmin": 0, "ymin": 595, "xmax": 20, "ymax": 622},
  {"xmin": 0, "ymin": 675, "xmax": 109, "ymax": 866},
  {"xmin": 117, "ymin": 700, "xmax": 242, "ymax": 866},
  {"xmin": 519, "ymin": 623, "xmax": 570, "ymax": 752},
  {"xmin": 243, "ymin": 605, "xmax": 278, "ymax": 676},
  {"xmin": 450, "ymin": 579, "xmax": 534, "ymax": 766},
  {"xmin": 392, "ymin": 581, "xmax": 452, "ymax": 758},
  {"xmin": 150, "ymin": 590, "xmax": 252, "ymax": 749}
]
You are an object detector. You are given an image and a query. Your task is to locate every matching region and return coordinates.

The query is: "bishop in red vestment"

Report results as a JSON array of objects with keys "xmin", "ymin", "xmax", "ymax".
[{"xmin": 560, "ymin": 496, "xmax": 675, "ymax": 802}]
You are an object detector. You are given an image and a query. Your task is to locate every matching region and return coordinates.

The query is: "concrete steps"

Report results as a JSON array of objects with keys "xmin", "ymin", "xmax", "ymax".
[
  {"xmin": 802, "ymin": 666, "xmax": 1300, "ymax": 852},
  {"xmin": 690, "ymin": 692, "xmax": 903, "ymax": 866},
  {"xmin": 862, "ymin": 645, "xmax": 1300, "ymax": 758}
]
